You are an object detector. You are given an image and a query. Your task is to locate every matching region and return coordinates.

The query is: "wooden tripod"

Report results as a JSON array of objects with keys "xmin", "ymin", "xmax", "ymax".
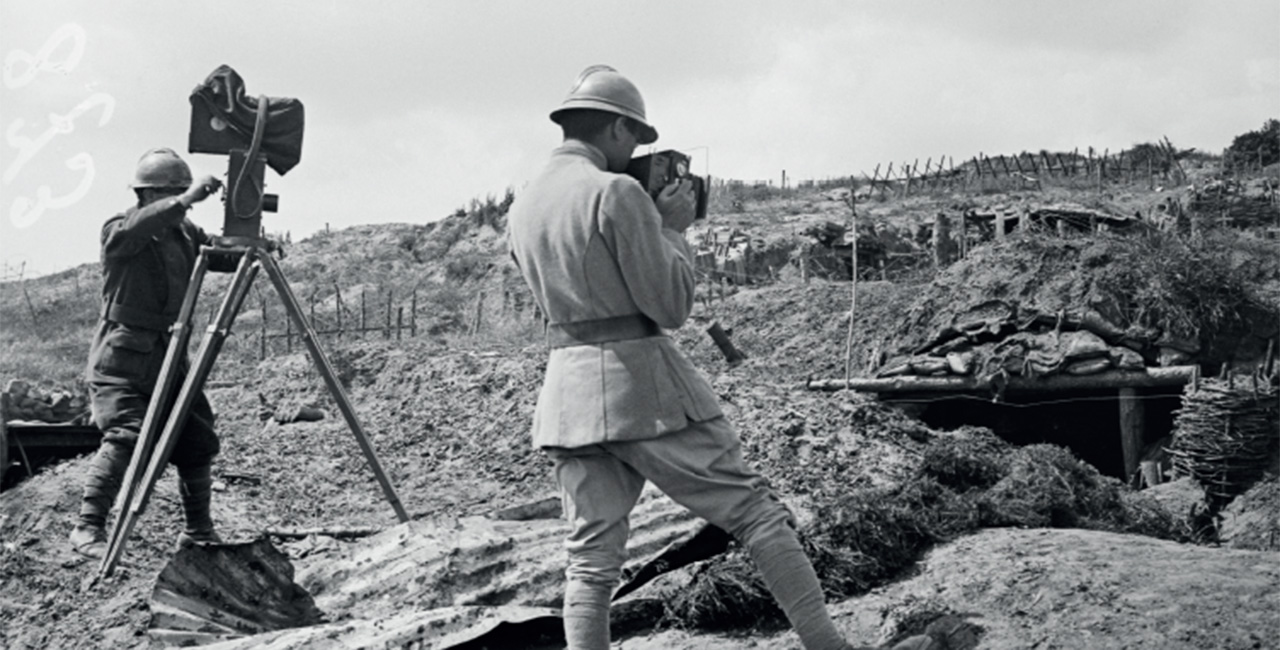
[{"xmin": 98, "ymin": 239, "xmax": 409, "ymax": 579}]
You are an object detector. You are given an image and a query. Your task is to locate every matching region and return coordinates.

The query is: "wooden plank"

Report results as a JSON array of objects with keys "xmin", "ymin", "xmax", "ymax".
[
  {"xmin": 805, "ymin": 366, "xmax": 1198, "ymax": 393},
  {"xmin": 5, "ymin": 425, "xmax": 100, "ymax": 449}
]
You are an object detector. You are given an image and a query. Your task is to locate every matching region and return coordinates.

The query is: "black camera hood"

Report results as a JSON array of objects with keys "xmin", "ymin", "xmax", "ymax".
[{"xmin": 188, "ymin": 64, "xmax": 305, "ymax": 175}]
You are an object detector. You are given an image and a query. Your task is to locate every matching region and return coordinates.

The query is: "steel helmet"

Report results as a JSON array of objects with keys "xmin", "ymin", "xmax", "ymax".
[
  {"xmin": 550, "ymin": 65, "xmax": 658, "ymax": 144},
  {"xmin": 130, "ymin": 148, "xmax": 192, "ymax": 189}
]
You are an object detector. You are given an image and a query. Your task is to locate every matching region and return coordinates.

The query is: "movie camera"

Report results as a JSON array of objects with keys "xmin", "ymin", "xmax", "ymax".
[
  {"xmin": 187, "ymin": 65, "xmax": 305, "ymax": 240},
  {"xmin": 625, "ymin": 149, "xmax": 708, "ymax": 221}
]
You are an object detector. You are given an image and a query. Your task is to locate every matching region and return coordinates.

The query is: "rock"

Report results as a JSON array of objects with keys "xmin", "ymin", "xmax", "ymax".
[
  {"xmin": 49, "ymin": 392, "xmax": 71, "ymax": 412},
  {"xmin": 5, "ymin": 379, "xmax": 29, "ymax": 398},
  {"xmin": 274, "ymin": 405, "xmax": 325, "ymax": 425},
  {"xmin": 1144, "ymin": 477, "xmax": 1209, "ymax": 519}
]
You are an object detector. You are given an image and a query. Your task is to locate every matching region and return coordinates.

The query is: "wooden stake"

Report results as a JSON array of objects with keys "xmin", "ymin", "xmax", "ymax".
[
  {"xmin": 933, "ymin": 213, "xmax": 950, "ymax": 268},
  {"xmin": 844, "ymin": 178, "xmax": 858, "ymax": 389},
  {"xmin": 471, "ymin": 291, "xmax": 485, "ymax": 336},
  {"xmin": 334, "ymin": 283, "xmax": 344, "ymax": 339},
  {"xmin": 385, "ymin": 288, "xmax": 392, "ymax": 339}
]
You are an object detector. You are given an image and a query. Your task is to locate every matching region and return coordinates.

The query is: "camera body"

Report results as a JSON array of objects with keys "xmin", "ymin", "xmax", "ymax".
[{"xmin": 625, "ymin": 150, "xmax": 708, "ymax": 221}]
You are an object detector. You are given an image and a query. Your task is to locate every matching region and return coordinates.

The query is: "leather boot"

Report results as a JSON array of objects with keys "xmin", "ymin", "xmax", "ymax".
[
  {"xmin": 176, "ymin": 464, "xmax": 220, "ymax": 550},
  {"xmin": 70, "ymin": 442, "xmax": 131, "ymax": 558}
]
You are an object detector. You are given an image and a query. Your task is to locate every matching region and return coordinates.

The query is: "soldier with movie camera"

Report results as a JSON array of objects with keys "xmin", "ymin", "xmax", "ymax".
[{"xmin": 69, "ymin": 148, "xmax": 225, "ymax": 558}]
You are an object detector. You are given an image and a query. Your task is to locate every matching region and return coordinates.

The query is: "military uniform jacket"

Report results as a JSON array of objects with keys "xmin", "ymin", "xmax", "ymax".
[
  {"xmin": 507, "ymin": 141, "xmax": 723, "ymax": 448},
  {"xmin": 86, "ymin": 198, "xmax": 212, "ymax": 391}
]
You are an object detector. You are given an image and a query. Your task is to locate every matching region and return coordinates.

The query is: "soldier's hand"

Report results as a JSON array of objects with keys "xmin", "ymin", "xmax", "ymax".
[
  {"xmin": 655, "ymin": 179, "xmax": 695, "ymax": 234},
  {"xmin": 183, "ymin": 175, "xmax": 223, "ymax": 205}
]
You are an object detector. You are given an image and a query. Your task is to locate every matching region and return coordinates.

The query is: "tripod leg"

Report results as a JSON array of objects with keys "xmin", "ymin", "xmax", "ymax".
[
  {"xmin": 109, "ymin": 251, "xmax": 211, "ymax": 547},
  {"xmin": 258, "ymin": 250, "xmax": 409, "ymax": 523},
  {"xmin": 99, "ymin": 253, "xmax": 259, "ymax": 579}
]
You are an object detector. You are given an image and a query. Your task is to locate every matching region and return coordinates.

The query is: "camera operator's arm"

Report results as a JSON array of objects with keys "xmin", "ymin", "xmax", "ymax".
[
  {"xmin": 600, "ymin": 178, "xmax": 697, "ymax": 329},
  {"xmin": 102, "ymin": 175, "xmax": 223, "ymax": 260},
  {"xmin": 655, "ymin": 179, "xmax": 696, "ymax": 234}
]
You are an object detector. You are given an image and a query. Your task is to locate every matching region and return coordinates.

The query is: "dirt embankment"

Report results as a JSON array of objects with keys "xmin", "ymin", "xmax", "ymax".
[{"xmin": 3, "ymin": 176, "xmax": 1280, "ymax": 649}]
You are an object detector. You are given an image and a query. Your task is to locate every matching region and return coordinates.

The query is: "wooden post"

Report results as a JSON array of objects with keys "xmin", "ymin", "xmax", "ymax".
[
  {"xmin": 360, "ymin": 288, "xmax": 367, "ymax": 339},
  {"xmin": 1097, "ymin": 151, "xmax": 1104, "ymax": 194},
  {"xmin": 334, "ymin": 284, "xmax": 344, "ymax": 339},
  {"xmin": 800, "ymin": 251, "xmax": 809, "ymax": 284},
  {"xmin": 933, "ymin": 213, "xmax": 950, "ymax": 268},
  {"xmin": 1119, "ymin": 387, "xmax": 1144, "ymax": 483},
  {"xmin": 309, "ymin": 294, "xmax": 316, "ymax": 332},
  {"xmin": 471, "ymin": 291, "xmax": 485, "ymax": 335},
  {"xmin": 285, "ymin": 314, "xmax": 292, "ymax": 353},
  {"xmin": 396, "ymin": 307, "xmax": 403, "ymax": 341},
  {"xmin": 410, "ymin": 289, "xmax": 418, "ymax": 337},
  {"xmin": 385, "ymin": 288, "xmax": 393, "ymax": 339}
]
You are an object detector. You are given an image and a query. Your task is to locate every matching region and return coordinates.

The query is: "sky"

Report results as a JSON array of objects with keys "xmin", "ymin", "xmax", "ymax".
[{"xmin": 1, "ymin": 0, "xmax": 1277, "ymax": 278}]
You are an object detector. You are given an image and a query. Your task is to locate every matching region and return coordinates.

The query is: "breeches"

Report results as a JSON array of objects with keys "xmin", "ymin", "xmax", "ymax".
[
  {"xmin": 90, "ymin": 380, "xmax": 220, "ymax": 470},
  {"xmin": 545, "ymin": 416, "xmax": 793, "ymax": 586}
]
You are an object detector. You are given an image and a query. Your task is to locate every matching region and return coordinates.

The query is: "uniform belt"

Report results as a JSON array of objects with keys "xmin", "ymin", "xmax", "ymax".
[
  {"xmin": 103, "ymin": 302, "xmax": 174, "ymax": 332},
  {"xmin": 546, "ymin": 314, "xmax": 662, "ymax": 349}
]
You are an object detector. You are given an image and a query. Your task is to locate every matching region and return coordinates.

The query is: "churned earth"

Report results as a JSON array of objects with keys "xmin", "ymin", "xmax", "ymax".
[{"xmin": 3, "ymin": 170, "xmax": 1279, "ymax": 649}]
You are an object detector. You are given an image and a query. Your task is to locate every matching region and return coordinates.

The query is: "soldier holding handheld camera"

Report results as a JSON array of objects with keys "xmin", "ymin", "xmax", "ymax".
[{"xmin": 506, "ymin": 65, "xmax": 938, "ymax": 650}]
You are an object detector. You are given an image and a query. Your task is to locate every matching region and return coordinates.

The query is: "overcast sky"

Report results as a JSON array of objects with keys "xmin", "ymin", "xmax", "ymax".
[{"xmin": 2, "ymin": 0, "xmax": 1277, "ymax": 277}]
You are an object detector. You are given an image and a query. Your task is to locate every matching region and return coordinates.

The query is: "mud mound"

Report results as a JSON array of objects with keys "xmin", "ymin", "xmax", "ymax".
[
  {"xmin": 889, "ymin": 231, "xmax": 1278, "ymax": 371},
  {"xmin": 654, "ymin": 434, "xmax": 1186, "ymax": 633},
  {"xmin": 1219, "ymin": 477, "xmax": 1280, "ymax": 550},
  {"xmin": 680, "ymin": 280, "xmax": 918, "ymax": 381}
]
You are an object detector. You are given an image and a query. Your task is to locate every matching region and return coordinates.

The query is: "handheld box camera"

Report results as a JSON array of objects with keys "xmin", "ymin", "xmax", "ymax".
[
  {"xmin": 187, "ymin": 65, "xmax": 305, "ymax": 240},
  {"xmin": 625, "ymin": 150, "xmax": 708, "ymax": 221}
]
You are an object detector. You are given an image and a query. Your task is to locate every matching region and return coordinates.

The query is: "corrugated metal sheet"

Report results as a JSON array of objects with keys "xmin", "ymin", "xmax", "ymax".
[
  {"xmin": 178, "ymin": 490, "xmax": 705, "ymax": 648},
  {"xmin": 297, "ymin": 489, "xmax": 700, "ymax": 618}
]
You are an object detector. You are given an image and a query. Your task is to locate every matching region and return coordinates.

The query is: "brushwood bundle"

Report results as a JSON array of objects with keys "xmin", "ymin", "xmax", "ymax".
[{"xmin": 1168, "ymin": 378, "xmax": 1279, "ymax": 508}]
